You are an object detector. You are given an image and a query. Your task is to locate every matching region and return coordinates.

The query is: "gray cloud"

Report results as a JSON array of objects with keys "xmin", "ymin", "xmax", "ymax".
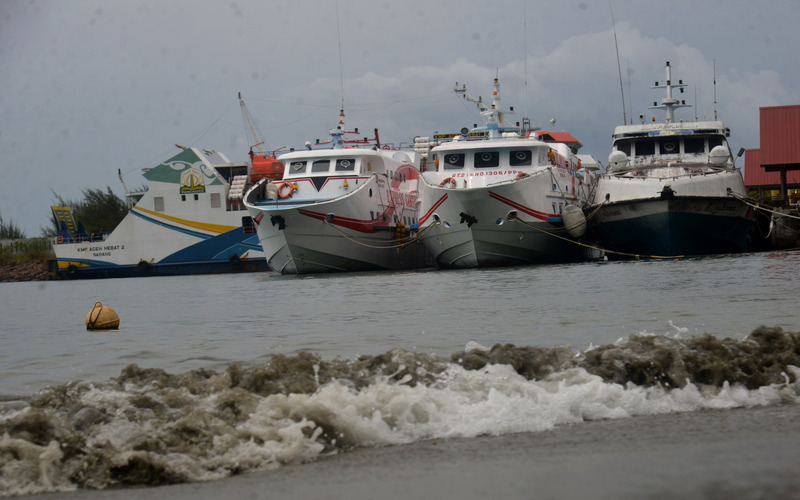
[{"xmin": 1, "ymin": 0, "xmax": 797, "ymax": 235}]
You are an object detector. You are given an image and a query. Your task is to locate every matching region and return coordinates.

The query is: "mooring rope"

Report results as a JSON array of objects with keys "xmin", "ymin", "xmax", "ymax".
[{"xmin": 506, "ymin": 214, "xmax": 683, "ymax": 260}]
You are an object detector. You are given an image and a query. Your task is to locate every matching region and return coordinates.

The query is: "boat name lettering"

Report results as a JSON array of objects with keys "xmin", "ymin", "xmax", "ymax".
[
  {"xmin": 450, "ymin": 170, "xmax": 521, "ymax": 178},
  {"xmin": 77, "ymin": 244, "xmax": 124, "ymax": 253}
]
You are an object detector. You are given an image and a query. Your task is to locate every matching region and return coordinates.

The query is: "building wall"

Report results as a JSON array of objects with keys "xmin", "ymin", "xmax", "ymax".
[{"xmin": 759, "ymin": 105, "xmax": 800, "ymax": 167}]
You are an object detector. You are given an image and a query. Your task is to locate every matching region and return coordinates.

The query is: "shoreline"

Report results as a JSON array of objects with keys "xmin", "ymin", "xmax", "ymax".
[
  {"xmin": 0, "ymin": 260, "xmax": 58, "ymax": 282},
  {"xmin": 10, "ymin": 404, "xmax": 800, "ymax": 500}
]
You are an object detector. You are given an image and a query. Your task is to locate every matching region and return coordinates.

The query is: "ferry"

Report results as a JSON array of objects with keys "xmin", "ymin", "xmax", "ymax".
[
  {"xmin": 414, "ymin": 78, "xmax": 598, "ymax": 268},
  {"xmin": 588, "ymin": 61, "xmax": 753, "ymax": 258},
  {"xmin": 52, "ymin": 145, "xmax": 282, "ymax": 279},
  {"xmin": 243, "ymin": 112, "xmax": 433, "ymax": 274}
]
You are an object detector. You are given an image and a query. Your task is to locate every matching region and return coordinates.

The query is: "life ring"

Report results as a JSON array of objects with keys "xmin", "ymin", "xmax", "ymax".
[
  {"xmin": 516, "ymin": 172, "xmax": 530, "ymax": 181},
  {"xmin": 439, "ymin": 177, "xmax": 456, "ymax": 189},
  {"xmin": 56, "ymin": 235, "xmax": 64, "ymax": 244},
  {"xmin": 277, "ymin": 182, "xmax": 294, "ymax": 199},
  {"xmin": 382, "ymin": 144, "xmax": 391, "ymax": 150}
]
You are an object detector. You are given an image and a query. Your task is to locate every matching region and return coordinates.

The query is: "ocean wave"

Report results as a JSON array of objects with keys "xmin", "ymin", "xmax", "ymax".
[{"xmin": 1, "ymin": 326, "xmax": 798, "ymax": 496}]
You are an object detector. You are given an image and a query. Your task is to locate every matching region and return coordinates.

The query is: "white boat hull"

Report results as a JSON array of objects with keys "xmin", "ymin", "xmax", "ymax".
[
  {"xmin": 52, "ymin": 147, "xmax": 268, "ymax": 278},
  {"xmin": 248, "ymin": 175, "xmax": 432, "ymax": 274},
  {"xmin": 418, "ymin": 167, "xmax": 590, "ymax": 268}
]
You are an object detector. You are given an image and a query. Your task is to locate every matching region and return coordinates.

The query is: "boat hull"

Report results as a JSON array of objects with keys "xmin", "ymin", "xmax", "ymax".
[
  {"xmin": 418, "ymin": 168, "xmax": 588, "ymax": 268},
  {"xmin": 54, "ymin": 220, "xmax": 268, "ymax": 279},
  {"xmin": 248, "ymin": 177, "xmax": 432, "ymax": 274},
  {"xmin": 590, "ymin": 171, "xmax": 753, "ymax": 258}
]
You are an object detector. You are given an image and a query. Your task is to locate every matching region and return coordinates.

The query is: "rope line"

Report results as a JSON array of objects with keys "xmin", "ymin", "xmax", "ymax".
[
  {"xmin": 727, "ymin": 191, "xmax": 800, "ymax": 236},
  {"xmin": 323, "ymin": 220, "xmax": 420, "ymax": 250},
  {"xmin": 507, "ymin": 214, "xmax": 682, "ymax": 260}
]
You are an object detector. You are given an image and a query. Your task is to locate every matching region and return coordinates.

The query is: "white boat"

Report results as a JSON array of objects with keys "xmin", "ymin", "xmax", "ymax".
[
  {"xmin": 588, "ymin": 61, "xmax": 753, "ymax": 258},
  {"xmin": 414, "ymin": 78, "xmax": 597, "ymax": 268},
  {"xmin": 52, "ymin": 145, "xmax": 282, "ymax": 278},
  {"xmin": 242, "ymin": 112, "xmax": 433, "ymax": 274}
]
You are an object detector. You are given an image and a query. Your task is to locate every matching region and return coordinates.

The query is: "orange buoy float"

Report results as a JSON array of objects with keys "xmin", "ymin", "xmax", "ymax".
[{"xmin": 86, "ymin": 302, "xmax": 120, "ymax": 330}]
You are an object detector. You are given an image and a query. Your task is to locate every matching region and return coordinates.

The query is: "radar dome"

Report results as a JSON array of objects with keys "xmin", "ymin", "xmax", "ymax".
[
  {"xmin": 608, "ymin": 150, "xmax": 629, "ymax": 170},
  {"xmin": 709, "ymin": 145, "xmax": 729, "ymax": 166}
]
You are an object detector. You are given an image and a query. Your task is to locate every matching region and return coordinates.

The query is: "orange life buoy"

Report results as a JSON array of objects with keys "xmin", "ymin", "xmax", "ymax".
[
  {"xmin": 277, "ymin": 182, "xmax": 294, "ymax": 199},
  {"xmin": 56, "ymin": 235, "xmax": 64, "ymax": 244},
  {"xmin": 439, "ymin": 177, "xmax": 456, "ymax": 189},
  {"xmin": 382, "ymin": 144, "xmax": 391, "ymax": 150},
  {"xmin": 516, "ymin": 172, "xmax": 530, "ymax": 181}
]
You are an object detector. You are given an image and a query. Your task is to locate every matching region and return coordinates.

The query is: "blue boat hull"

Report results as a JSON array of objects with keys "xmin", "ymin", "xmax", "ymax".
[
  {"xmin": 59, "ymin": 257, "xmax": 269, "ymax": 279},
  {"xmin": 591, "ymin": 197, "xmax": 753, "ymax": 259}
]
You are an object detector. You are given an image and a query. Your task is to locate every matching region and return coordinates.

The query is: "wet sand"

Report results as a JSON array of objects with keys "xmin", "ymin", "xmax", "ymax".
[{"xmin": 14, "ymin": 403, "xmax": 800, "ymax": 500}]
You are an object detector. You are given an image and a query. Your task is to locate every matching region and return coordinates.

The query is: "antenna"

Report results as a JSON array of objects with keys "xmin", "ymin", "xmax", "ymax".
[
  {"xmin": 523, "ymin": 0, "xmax": 528, "ymax": 118},
  {"xmin": 713, "ymin": 59, "xmax": 718, "ymax": 120},
  {"xmin": 650, "ymin": 61, "xmax": 689, "ymax": 123},
  {"xmin": 626, "ymin": 58, "xmax": 632, "ymax": 124},
  {"xmin": 336, "ymin": 0, "xmax": 345, "ymax": 113},
  {"xmin": 609, "ymin": 1, "xmax": 627, "ymax": 124}
]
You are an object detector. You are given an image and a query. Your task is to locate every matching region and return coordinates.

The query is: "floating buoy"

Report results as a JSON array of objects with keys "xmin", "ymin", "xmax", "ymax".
[{"xmin": 86, "ymin": 302, "xmax": 120, "ymax": 330}]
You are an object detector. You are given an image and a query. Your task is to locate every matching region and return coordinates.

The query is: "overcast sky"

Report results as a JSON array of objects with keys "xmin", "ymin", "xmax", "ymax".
[{"xmin": 2, "ymin": 0, "xmax": 798, "ymax": 236}]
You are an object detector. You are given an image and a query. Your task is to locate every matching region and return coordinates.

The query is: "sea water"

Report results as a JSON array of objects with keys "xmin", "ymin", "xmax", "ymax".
[{"xmin": 1, "ymin": 250, "xmax": 799, "ymax": 497}]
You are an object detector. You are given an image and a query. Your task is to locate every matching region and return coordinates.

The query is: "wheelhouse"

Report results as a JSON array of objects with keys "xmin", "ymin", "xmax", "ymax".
[
  {"xmin": 433, "ymin": 144, "xmax": 551, "ymax": 171},
  {"xmin": 612, "ymin": 133, "xmax": 728, "ymax": 159}
]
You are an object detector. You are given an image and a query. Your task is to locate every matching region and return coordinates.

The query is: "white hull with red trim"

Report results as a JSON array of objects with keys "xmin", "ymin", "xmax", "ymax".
[
  {"xmin": 418, "ymin": 153, "xmax": 592, "ymax": 268},
  {"xmin": 244, "ymin": 144, "xmax": 433, "ymax": 274},
  {"xmin": 415, "ymin": 78, "xmax": 596, "ymax": 268}
]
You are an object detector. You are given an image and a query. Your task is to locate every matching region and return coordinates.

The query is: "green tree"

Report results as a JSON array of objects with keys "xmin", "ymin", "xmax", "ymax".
[
  {"xmin": 0, "ymin": 212, "xmax": 26, "ymax": 239},
  {"xmin": 51, "ymin": 187, "xmax": 128, "ymax": 234}
]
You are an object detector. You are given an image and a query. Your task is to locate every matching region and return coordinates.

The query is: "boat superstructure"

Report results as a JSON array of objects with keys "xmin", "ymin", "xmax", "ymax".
[
  {"xmin": 414, "ymin": 78, "xmax": 597, "ymax": 268},
  {"xmin": 243, "ymin": 112, "xmax": 432, "ymax": 274},
  {"xmin": 589, "ymin": 61, "xmax": 753, "ymax": 258},
  {"xmin": 52, "ymin": 146, "xmax": 282, "ymax": 278}
]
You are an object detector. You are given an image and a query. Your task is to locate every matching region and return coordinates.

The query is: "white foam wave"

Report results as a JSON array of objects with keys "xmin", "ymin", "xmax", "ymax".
[{"xmin": 2, "ymin": 363, "xmax": 799, "ymax": 497}]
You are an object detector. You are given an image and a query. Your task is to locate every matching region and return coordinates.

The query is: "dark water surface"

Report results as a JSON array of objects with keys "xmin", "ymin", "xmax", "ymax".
[{"xmin": 1, "ymin": 250, "xmax": 799, "ymax": 497}]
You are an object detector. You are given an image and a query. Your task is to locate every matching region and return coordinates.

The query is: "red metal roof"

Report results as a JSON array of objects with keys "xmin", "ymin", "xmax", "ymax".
[
  {"xmin": 530, "ymin": 131, "xmax": 582, "ymax": 148},
  {"xmin": 745, "ymin": 148, "xmax": 800, "ymax": 187},
  {"xmin": 759, "ymin": 105, "xmax": 800, "ymax": 167}
]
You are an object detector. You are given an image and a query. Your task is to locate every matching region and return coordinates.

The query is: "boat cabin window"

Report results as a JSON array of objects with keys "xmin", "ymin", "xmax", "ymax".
[
  {"xmin": 443, "ymin": 153, "xmax": 465, "ymax": 170},
  {"xmin": 312, "ymin": 160, "xmax": 330, "ymax": 173},
  {"xmin": 615, "ymin": 140, "xmax": 632, "ymax": 156},
  {"xmin": 335, "ymin": 158, "xmax": 356, "ymax": 172},
  {"xmin": 289, "ymin": 161, "xmax": 307, "ymax": 174},
  {"xmin": 509, "ymin": 149, "xmax": 533, "ymax": 167},
  {"xmin": 708, "ymin": 136, "xmax": 724, "ymax": 149},
  {"xmin": 474, "ymin": 151, "xmax": 499, "ymax": 168},
  {"xmin": 684, "ymin": 137, "xmax": 705, "ymax": 154},
  {"xmin": 659, "ymin": 139, "xmax": 679, "ymax": 154},
  {"xmin": 635, "ymin": 139, "xmax": 656, "ymax": 156}
]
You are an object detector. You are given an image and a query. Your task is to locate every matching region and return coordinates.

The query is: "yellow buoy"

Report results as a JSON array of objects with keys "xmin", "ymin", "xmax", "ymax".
[{"xmin": 86, "ymin": 302, "xmax": 120, "ymax": 330}]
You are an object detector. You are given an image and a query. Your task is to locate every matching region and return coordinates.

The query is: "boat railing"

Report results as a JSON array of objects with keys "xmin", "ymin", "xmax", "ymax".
[{"xmin": 54, "ymin": 231, "xmax": 109, "ymax": 245}]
